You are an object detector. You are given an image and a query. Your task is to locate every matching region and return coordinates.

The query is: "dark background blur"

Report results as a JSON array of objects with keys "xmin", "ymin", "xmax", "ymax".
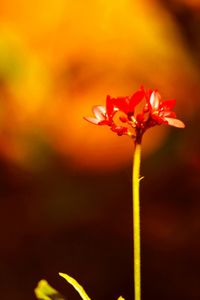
[{"xmin": 0, "ymin": 0, "xmax": 200, "ymax": 299}]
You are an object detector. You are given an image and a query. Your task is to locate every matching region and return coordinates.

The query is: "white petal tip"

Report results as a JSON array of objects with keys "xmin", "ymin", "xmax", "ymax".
[
  {"xmin": 83, "ymin": 116, "xmax": 99, "ymax": 124},
  {"xmin": 150, "ymin": 91, "xmax": 160, "ymax": 110},
  {"xmin": 92, "ymin": 105, "xmax": 106, "ymax": 119},
  {"xmin": 165, "ymin": 117, "xmax": 185, "ymax": 128}
]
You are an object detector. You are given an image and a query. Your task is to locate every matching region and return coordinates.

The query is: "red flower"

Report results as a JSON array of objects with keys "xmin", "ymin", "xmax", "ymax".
[
  {"xmin": 112, "ymin": 89, "xmax": 144, "ymax": 116},
  {"xmin": 84, "ymin": 95, "xmax": 129, "ymax": 136},
  {"xmin": 84, "ymin": 105, "xmax": 109, "ymax": 125},
  {"xmin": 84, "ymin": 95, "xmax": 115, "ymax": 126},
  {"xmin": 147, "ymin": 91, "xmax": 185, "ymax": 128},
  {"xmin": 84, "ymin": 87, "xmax": 185, "ymax": 141}
]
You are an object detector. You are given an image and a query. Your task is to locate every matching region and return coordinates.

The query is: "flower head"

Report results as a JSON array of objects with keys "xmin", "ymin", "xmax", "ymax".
[
  {"xmin": 84, "ymin": 95, "xmax": 114, "ymax": 126},
  {"xmin": 147, "ymin": 91, "xmax": 185, "ymax": 128},
  {"xmin": 84, "ymin": 95, "xmax": 129, "ymax": 136},
  {"xmin": 84, "ymin": 87, "xmax": 185, "ymax": 142},
  {"xmin": 112, "ymin": 89, "xmax": 145, "ymax": 116}
]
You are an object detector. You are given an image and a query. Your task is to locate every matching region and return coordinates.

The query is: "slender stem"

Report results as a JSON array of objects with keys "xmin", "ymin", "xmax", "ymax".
[{"xmin": 132, "ymin": 141, "xmax": 142, "ymax": 300}]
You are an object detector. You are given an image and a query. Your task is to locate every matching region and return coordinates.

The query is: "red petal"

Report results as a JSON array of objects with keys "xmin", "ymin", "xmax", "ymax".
[
  {"xmin": 129, "ymin": 89, "xmax": 144, "ymax": 110},
  {"xmin": 143, "ymin": 88, "xmax": 153, "ymax": 101},
  {"xmin": 106, "ymin": 95, "xmax": 115, "ymax": 116},
  {"xmin": 165, "ymin": 117, "xmax": 185, "ymax": 128},
  {"xmin": 113, "ymin": 97, "xmax": 129, "ymax": 113},
  {"xmin": 162, "ymin": 99, "xmax": 176, "ymax": 111},
  {"xmin": 98, "ymin": 120, "xmax": 111, "ymax": 125}
]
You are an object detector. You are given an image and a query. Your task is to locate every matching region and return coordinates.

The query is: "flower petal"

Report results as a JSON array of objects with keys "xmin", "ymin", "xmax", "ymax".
[
  {"xmin": 163, "ymin": 111, "xmax": 176, "ymax": 118},
  {"xmin": 92, "ymin": 105, "xmax": 106, "ymax": 120},
  {"xmin": 83, "ymin": 116, "xmax": 100, "ymax": 125},
  {"xmin": 144, "ymin": 88, "xmax": 153, "ymax": 101},
  {"xmin": 150, "ymin": 91, "xmax": 160, "ymax": 110},
  {"xmin": 112, "ymin": 97, "xmax": 130, "ymax": 113},
  {"xmin": 165, "ymin": 117, "xmax": 185, "ymax": 128},
  {"xmin": 106, "ymin": 95, "xmax": 115, "ymax": 116},
  {"xmin": 129, "ymin": 89, "xmax": 144, "ymax": 110},
  {"xmin": 162, "ymin": 99, "xmax": 176, "ymax": 111},
  {"xmin": 98, "ymin": 119, "xmax": 111, "ymax": 125}
]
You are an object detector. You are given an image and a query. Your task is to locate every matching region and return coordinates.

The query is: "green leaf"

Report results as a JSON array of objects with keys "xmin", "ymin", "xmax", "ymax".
[
  {"xmin": 34, "ymin": 279, "xmax": 65, "ymax": 300},
  {"xmin": 35, "ymin": 274, "xmax": 124, "ymax": 300},
  {"xmin": 59, "ymin": 272, "xmax": 91, "ymax": 300}
]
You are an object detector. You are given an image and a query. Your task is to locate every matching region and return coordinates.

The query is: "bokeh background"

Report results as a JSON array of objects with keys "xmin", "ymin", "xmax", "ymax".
[{"xmin": 0, "ymin": 0, "xmax": 200, "ymax": 299}]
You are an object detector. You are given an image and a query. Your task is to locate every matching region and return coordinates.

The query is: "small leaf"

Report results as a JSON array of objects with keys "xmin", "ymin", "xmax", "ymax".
[
  {"xmin": 59, "ymin": 272, "xmax": 91, "ymax": 300},
  {"xmin": 34, "ymin": 279, "xmax": 65, "ymax": 300}
]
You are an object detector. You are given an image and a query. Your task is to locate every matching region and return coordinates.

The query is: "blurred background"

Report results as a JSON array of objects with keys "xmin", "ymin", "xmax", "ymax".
[{"xmin": 0, "ymin": 0, "xmax": 199, "ymax": 299}]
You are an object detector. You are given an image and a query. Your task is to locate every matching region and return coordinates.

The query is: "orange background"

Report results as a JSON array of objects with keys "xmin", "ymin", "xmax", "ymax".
[{"xmin": 0, "ymin": 0, "xmax": 199, "ymax": 299}]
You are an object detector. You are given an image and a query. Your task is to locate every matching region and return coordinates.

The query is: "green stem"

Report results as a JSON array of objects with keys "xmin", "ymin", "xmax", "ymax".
[{"xmin": 132, "ymin": 141, "xmax": 142, "ymax": 300}]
